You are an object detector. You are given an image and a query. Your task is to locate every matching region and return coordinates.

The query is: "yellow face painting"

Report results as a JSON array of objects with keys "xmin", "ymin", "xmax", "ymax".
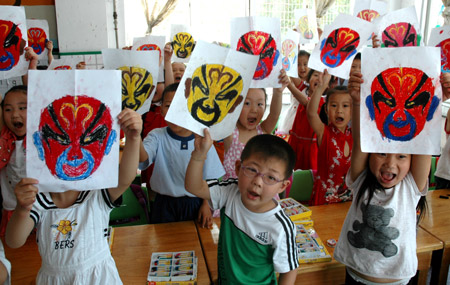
[
  {"xmin": 118, "ymin": 66, "xmax": 154, "ymax": 111},
  {"xmin": 185, "ymin": 64, "xmax": 244, "ymax": 127},
  {"xmin": 172, "ymin": 32, "xmax": 194, "ymax": 59}
]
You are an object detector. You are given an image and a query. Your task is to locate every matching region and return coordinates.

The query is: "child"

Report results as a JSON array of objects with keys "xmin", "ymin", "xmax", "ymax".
[
  {"xmin": 334, "ymin": 71, "xmax": 430, "ymax": 284},
  {"xmin": 287, "ymin": 69, "xmax": 325, "ymax": 171},
  {"xmin": 222, "ymin": 70, "xmax": 290, "ymax": 180},
  {"xmin": 163, "ymin": 43, "xmax": 186, "ymax": 86},
  {"xmin": 307, "ymin": 70, "xmax": 353, "ymax": 205},
  {"xmin": 186, "ymin": 132, "xmax": 299, "ymax": 284},
  {"xmin": 277, "ymin": 50, "xmax": 310, "ymax": 135},
  {"xmin": 336, "ymin": 53, "xmax": 361, "ymax": 87},
  {"xmin": 434, "ymin": 73, "xmax": 450, "ymax": 189},
  {"xmin": 5, "ymin": 108, "xmax": 142, "ymax": 284},
  {"xmin": 139, "ymin": 83, "xmax": 224, "ymax": 227}
]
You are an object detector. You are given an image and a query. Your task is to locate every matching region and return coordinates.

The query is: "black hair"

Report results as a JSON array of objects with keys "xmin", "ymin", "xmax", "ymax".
[
  {"xmin": 241, "ymin": 134, "xmax": 295, "ymax": 179},
  {"xmin": 2, "ymin": 85, "xmax": 27, "ymax": 108},
  {"xmin": 298, "ymin": 50, "xmax": 310, "ymax": 58},
  {"xmin": 356, "ymin": 155, "xmax": 427, "ymax": 225},
  {"xmin": 161, "ymin": 83, "xmax": 179, "ymax": 103},
  {"xmin": 354, "ymin": 52, "xmax": 361, "ymax": 61}
]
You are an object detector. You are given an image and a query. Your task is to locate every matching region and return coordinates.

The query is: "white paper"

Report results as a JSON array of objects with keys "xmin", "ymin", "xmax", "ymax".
[
  {"xmin": 308, "ymin": 14, "xmax": 374, "ymax": 79},
  {"xmin": 230, "ymin": 16, "xmax": 282, "ymax": 88},
  {"xmin": 27, "ymin": 70, "xmax": 122, "ymax": 192},
  {"xmin": 360, "ymin": 47, "xmax": 441, "ymax": 155},
  {"xmin": 281, "ymin": 30, "xmax": 300, "ymax": 78},
  {"xmin": 353, "ymin": 0, "xmax": 387, "ymax": 22},
  {"xmin": 132, "ymin": 35, "xmax": 165, "ymax": 82},
  {"xmin": 374, "ymin": 6, "xmax": 421, "ymax": 48},
  {"xmin": 427, "ymin": 26, "xmax": 450, "ymax": 73},
  {"xmin": 102, "ymin": 48, "xmax": 159, "ymax": 114},
  {"xmin": 294, "ymin": 8, "xmax": 319, "ymax": 44},
  {"xmin": 0, "ymin": 6, "xmax": 28, "ymax": 80},
  {"xmin": 26, "ymin": 19, "xmax": 49, "ymax": 66},
  {"xmin": 48, "ymin": 58, "xmax": 77, "ymax": 70},
  {"xmin": 165, "ymin": 40, "xmax": 259, "ymax": 140},
  {"xmin": 170, "ymin": 24, "xmax": 194, "ymax": 63}
]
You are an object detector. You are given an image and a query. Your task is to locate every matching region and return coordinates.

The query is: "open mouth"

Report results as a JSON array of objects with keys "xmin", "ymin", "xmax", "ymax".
[
  {"xmin": 335, "ymin": 116, "xmax": 344, "ymax": 123},
  {"xmin": 247, "ymin": 190, "xmax": 260, "ymax": 200},
  {"xmin": 247, "ymin": 117, "xmax": 257, "ymax": 124},
  {"xmin": 13, "ymin": 122, "xmax": 23, "ymax": 129},
  {"xmin": 380, "ymin": 171, "xmax": 396, "ymax": 183},
  {"xmin": 175, "ymin": 76, "xmax": 182, "ymax": 82}
]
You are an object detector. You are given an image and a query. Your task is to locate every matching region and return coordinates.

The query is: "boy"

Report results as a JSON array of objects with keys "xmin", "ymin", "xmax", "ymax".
[
  {"xmin": 186, "ymin": 132, "xmax": 299, "ymax": 284},
  {"xmin": 139, "ymin": 83, "xmax": 224, "ymax": 226}
]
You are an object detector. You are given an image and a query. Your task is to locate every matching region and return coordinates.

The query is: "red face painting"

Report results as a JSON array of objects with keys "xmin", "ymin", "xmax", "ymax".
[
  {"xmin": 0, "ymin": 19, "xmax": 24, "ymax": 71},
  {"xmin": 320, "ymin": 27, "xmax": 360, "ymax": 68},
  {"xmin": 32, "ymin": 95, "xmax": 116, "ymax": 180},
  {"xmin": 357, "ymin": 9, "xmax": 380, "ymax": 22},
  {"xmin": 237, "ymin": 31, "xmax": 278, "ymax": 80},
  {"xmin": 365, "ymin": 67, "xmax": 439, "ymax": 141},
  {"xmin": 28, "ymin": 27, "xmax": 47, "ymax": 55},
  {"xmin": 437, "ymin": 38, "xmax": 450, "ymax": 72},
  {"xmin": 382, "ymin": 22, "xmax": 417, "ymax": 48},
  {"xmin": 54, "ymin": 65, "xmax": 72, "ymax": 70}
]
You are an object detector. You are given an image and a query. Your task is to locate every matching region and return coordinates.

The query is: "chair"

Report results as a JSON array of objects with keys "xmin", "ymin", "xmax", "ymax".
[
  {"xmin": 109, "ymin": 184, "xmax": 150, "ymax": 227},
  {"xmin": 288, "ymin": 169, "xmax": 314, "ymax": 205}
]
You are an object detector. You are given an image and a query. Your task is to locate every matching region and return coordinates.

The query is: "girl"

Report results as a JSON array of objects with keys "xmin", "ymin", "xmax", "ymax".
[
  {"xmin": 334, "ymin": 71, "xmax": 430, "ymax": 284},
  {"xmin": 5, "ymin": 109, "xmax": 142, "ymax": 284},
  {"xmin": 434, "ymin": 73, "xmax": 450, "ymax": 189},
  {"xmin": 277, "ymin": 50, "xmax": 310, "ymax": 136},
  {"xmin": 222, "ymin": 70, "xmax": 290, "ymax": 180},
  {"xmin": 287, "ymin": 68, "xmax": 326, "ymax": 171},
  {"xmin": 307, "ymin": 70, "xmax": 353, "ymax": 205}
]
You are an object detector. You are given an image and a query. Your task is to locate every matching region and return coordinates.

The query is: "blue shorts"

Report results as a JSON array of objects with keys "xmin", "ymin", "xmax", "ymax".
[{"xmin": 150, "ymin": 193, "xmax": 202, "ymax": 224}]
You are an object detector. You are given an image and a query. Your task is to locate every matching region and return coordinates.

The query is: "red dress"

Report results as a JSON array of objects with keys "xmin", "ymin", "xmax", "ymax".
[
  {"xmin": 309, "ymin": 125, "xmax": 353, "ymax": 206},
  {"xmin": 288, "ymin": 94, "xmax": 325, "ymax": 171}
]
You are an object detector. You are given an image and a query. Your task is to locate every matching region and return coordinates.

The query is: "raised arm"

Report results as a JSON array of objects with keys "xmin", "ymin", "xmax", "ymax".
[
  {"xmin": 261, "ymin": 69, "xmax": 290, "ymax": 134},
  {"xmin": 287, "ymin": 81, "xmax": 309, "ymax": 106},
  {"xmin": 108, "ymin": 109, "xmax": 142, "ymax": 202},
  {"xmin": 164, "ymin": 42, "xmax": 174, "ymax": 87},
  {"xmin": 411, "ymin": 154, "xmax": 431, "ymax": 192},
  {"xmin": 21, "ymin": 47, "xmax": 38, "ymax": 86},
  {"xmin": 46, "ymin": 40, "xmax": 54, "ymax": 66},
  {"xmin": 6, "ymin": 178, "xmax": 38, "ymax": 248},
  {"xmin": 348, "ymin": 71, "xmax": 369, "ymax": 181},
  {"xmin": 306, "ymin": 70, "xmax": 330, "ymax": 145},
  {"xmin": 185, "ymin": 129, "xmax": 213, "ymax": 200}
]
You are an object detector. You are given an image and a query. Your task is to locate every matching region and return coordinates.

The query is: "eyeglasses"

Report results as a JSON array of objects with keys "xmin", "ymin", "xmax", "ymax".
[{"xmin": 240, "ymin": 165, "xmax": 284, "ymax": 185}]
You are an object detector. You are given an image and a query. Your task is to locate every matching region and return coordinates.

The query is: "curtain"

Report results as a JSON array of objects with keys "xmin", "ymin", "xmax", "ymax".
[
  {"xmin": 443, "ymin": 0, "xmax": 450, "ymax": 25},
  {"xmin": 315, "ymin": 0, "xmax": 337, "ymax": 18},
  {"xmin": 142, "ymin": 0, "xmax": 178, "ymax": 35}
]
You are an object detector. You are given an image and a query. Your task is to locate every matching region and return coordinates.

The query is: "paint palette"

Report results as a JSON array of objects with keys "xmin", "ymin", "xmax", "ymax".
[
  {"xmin": 294, "ymin": 223, "xmax": 331, "ymax": 264},
  {"xmin": 147, "ymin": 251, "xmax": 197, "ymax": 283},
  {"xmin": 279, "ymin": 198, "xmax": 312, "ymax": 221}
]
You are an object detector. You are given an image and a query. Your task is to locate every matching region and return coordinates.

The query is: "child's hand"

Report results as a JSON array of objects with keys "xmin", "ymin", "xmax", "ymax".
[
  {"xmin": 76, "ymin": 61, "xmax": 86, "ymax": 69},
  {"xmin": 192, "ymin": 128, "xmax": 213, "ymax": 161},
  {"xmin": 118, "ymin": 108, "xmax": 143, "ymax": 140},
  {"xmin": 164, "ymin": 42, "xmax": 173, "ymax": 61},
  {"xmin": 122, "ymin": 46, "xmax": 132, "ymax": 50},
  {"xmin": 441, "ymin": 73, "xmax": 450, "ymax": 102},
  {"xmin": 275, "ymin": 69, "xmax": 290, "ymax": 92},
  {"xmin": 15, "ymin": 178, "xmax": 39, "ymax": 212},
  {"xmin": 372, "ymin": 34, "xmax": 381, "ymax": 48},
  {"xmin": 46, "ymin": 40, "xmax": 53, "ymax": 52},
  {"xmin": 197, "ymin": 202, "xmax": 213, "ymax": 229},
  {"xmin": 348, "ymin": 71, "xmax": 364, "ymax": 104},
  {"xmin": 319, "ymin": 69, "xmax": 332, "ymax": 87},
  {"xmin": 24, "ymin": 47, "xmax": 38, "ymax": 62}
]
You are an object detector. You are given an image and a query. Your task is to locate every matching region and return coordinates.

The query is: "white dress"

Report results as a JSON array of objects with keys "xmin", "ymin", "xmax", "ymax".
[{"xmin": 30, "ymin": 189, "xmax": 122, "ymax": 284}]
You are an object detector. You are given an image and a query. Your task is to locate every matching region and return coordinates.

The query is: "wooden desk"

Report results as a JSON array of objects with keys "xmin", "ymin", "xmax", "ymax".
[
  {"xmin": 112, "ymin": 221, "xmax": 210, "ymax": 284},
  {"xmin": 3, "ymin": 233, "xmax": 40, "ymax": 285},
  {"xmin": 197, "ymin": 202, "xmax": 443, "ymax": 285},
  {"xmin": 419, "ymin": 189, "xmax": 450, "ymax": 284}
]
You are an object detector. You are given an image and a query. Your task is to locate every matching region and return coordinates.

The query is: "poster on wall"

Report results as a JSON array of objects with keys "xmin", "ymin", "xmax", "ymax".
[
  {"xmin": 360, "ymin": 47, "xmax": 441, "ymax": 155},
  {"xmin": 428, "ymin": 26, "xmax": 450, "ymax": 73},
  {"xmin": 165, "ymin": 40, "xmax": 259, "ymax": 140},
  {"xmin": 170, "ymin": 24, "xmax": 194, "ymax": 63},
  {"xmin": 230, "ymin": 16, "xmax": 282, "ymax": 88},
  {"xmin": 353, "ymin": 0, "xmax": 387, "ymax": 22},
  {"xmin": 374, "ymin": 6, "xmax": 421, "ymax": 48},
  {"xmin": 0, "ymin": 6, "xmax": 28, "ymax": 80},
  {"xmin": 281, "ymin": 30, "xmax": 299, "ymax": 78},
  {"xmin": 294, "ymin": 8, "xmax": 319, "ymax": 44},
  {"xmin": 132, "ymin": 35, "xmax": 165, "ymax": 82},
  {"xmin": 26, "ymin": 70, "xmax": 122, "ymax": 192},
  {"xmin": 102, "ymin": 48, "xmax": 159, "ymax": 114},
  {"xmin": 26, "ymin": 19, "xmax": 49, "ymax": 66},
  {"xmin": 308, "ymin": 13, "xmax": 374, "ymax": 79}
]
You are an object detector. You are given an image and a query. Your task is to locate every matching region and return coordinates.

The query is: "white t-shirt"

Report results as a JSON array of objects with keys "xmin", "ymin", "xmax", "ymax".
[
  {"xmin": 0, "ymin": 140, "xmax": 26, "ymax": 210},
  {"xmin": 334, "ymin": 169, "xmax": 427, "ymax": 280},
  {"xmin": 435, "ymin": 130, "xmax": 450, "ymax": 180}
]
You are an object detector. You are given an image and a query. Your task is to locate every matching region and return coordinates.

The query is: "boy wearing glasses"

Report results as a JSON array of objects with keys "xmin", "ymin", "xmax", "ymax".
[{"xmin": 186, "ymin": 132, "xmax": 299, "ymax": 284}]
